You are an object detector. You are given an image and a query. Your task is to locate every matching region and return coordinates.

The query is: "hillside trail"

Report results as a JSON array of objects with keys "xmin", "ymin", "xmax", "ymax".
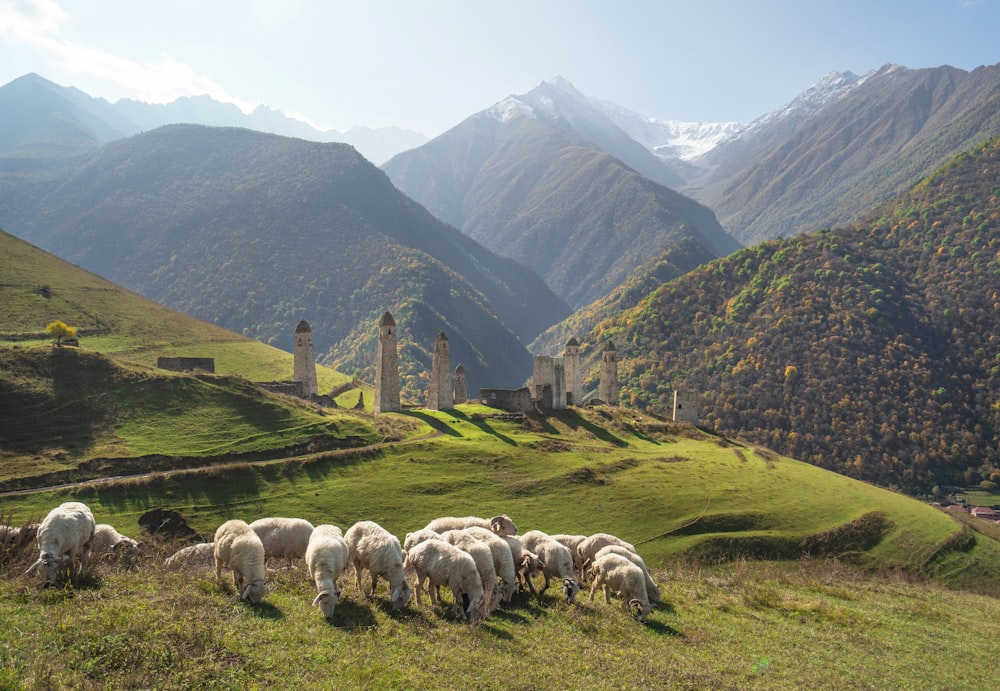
[{"xmin": 0, "ymin": 426, "xmax": 444, "ymax": 499}]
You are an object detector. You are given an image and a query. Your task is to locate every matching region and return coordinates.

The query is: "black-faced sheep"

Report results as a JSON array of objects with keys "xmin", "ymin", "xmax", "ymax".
[
  {"xmin": 248, "ymin": 517, "xmax": 315, "ymax": 569},
  {"xmin": 423, "ymin": 514, "xmax": 519, "ymax": 537},
  {"xmin": 214, "ymin": 519, "xmax": 268, "ymax": 605},
  {"xmin": 519, "ymin": 530, "xmax": 581, "ymax": 603},
  {"xmin": 164, "ymin": 542, "xmax": 215, "ymax": 570},
  {"xmin": 404, "ymin": 538, "xmax": 487, "ymax": 625},
  {"xmin": 305, "ymin": 524, "xmax": 349, "ymax": 620},
  {"xmin": 344, "ymin": 520, "xmax": 412, "ymax": 611},
  {"xmin": 592, "ymin": 544, "xmax": 662, "ymax": 604},
  {"xmin": 588, "ymin": 551, "xmax": 653, "ymax": 621},
  {"xmin": 25, "ymin": 501, "xmax": 96, "ymax": 586},
  {"xmin": 440, "ymin": 530, "xmax": 501, "ymax": 612}
]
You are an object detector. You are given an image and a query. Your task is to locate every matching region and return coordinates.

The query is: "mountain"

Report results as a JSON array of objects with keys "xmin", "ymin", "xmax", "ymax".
[
  {"xmin": 0, "ymin": 125, "xmax": 569, "ymax": 395},
  {"xmin": 382, "ymin": 78, "xmax": 740, "ymax": 309},
  {"xmin": 0, "ymin": 73, "xmax": 427, "ymax": 164},
  {"xmin": 683, "ymin": 63, "xmax": 1000, "ymax": 245},
  {"xmin": 569, "ymin": 135, "xmax": 1000, "ymax": 493}
]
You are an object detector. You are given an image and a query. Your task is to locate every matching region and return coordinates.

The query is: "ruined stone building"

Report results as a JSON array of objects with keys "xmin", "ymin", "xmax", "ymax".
[{"xmin": 454, "ymin": 364, "xmax": 468, "ymax": 405}]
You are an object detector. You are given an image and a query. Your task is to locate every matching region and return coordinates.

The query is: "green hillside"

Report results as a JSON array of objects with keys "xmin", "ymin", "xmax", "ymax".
[{"xmin": 568, "ymin": 136, "xmax": 1000, "ymax": 493}]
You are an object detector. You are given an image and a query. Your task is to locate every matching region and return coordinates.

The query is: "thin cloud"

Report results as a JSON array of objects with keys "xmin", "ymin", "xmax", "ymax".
[{"xmin": 0, "ymin": 0, "xmax": 258, "ymax": 111}]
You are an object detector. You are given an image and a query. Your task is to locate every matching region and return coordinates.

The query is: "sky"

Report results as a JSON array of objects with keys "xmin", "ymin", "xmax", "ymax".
[{"xmin": 2, "ymin": 0, "xmax": 999, "ymax": 138}]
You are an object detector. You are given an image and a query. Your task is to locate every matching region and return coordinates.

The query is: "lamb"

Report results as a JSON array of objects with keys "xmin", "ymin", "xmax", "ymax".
[
  {"xmin": 440, "ymin": 530, "xmax": 501, "ymax": 612},
  {"xmin": 460, "ymin": 526, "xmax": 521, "ymax": 603},
  {"xmin": 588, "ymin": 552, "xmax": 653, "ymax": 621},
  {"xmin": 164, "ymin": 542, "xmax": 215, "ymax": 570},
  {"xmin": 403, "ymin": 538, "xmax": 487, "ymax": 625},
  {"xmin": 548, "ymin": 533, "xmax": 587, "ymax": 581},
  {"xmin": 304, "ymin": 524, "xmax": 349, "ymax": 620},
  {"xmin": 344, "ymin": 520, "xmax": 412, "ymax": 611},
  {"xmin": 248, "ymin": 517, "xmax": 315, "ymax": 568},
  {"xmin": 518, "ymin": 530, "xmax": 581, "ymax": 603},
  {"xmin": 592, "ymin": 544, "xmax": 662, "ymax": 604},
  {"xmin": 89, "ymin": 523, "xmax": 143, "ymax": 569},
  {"xmin": 577, "ymin": 532, "xmax": 637, "ymax": 575},
  {"xmin": 25, "ymin": 501, "xmax": 96, "ymax": 586},
  {"xmin": 423, "ymin": 514, "xmax": 519, "ymax": 537},
  {"xmin": 214, "ymin": 519, "xmax": 268, "ymax": 605}
]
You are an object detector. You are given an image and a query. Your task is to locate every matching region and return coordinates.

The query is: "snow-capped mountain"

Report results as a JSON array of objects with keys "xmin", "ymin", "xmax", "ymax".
[{"xmin": 487, "ymin": 76, "xmax": 743, "ymax": 162}]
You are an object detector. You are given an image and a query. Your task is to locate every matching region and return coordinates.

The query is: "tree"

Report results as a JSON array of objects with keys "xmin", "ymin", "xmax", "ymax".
[{"xmin": 45, "ymin": 320, "xmax": 77, "ymax": 346}]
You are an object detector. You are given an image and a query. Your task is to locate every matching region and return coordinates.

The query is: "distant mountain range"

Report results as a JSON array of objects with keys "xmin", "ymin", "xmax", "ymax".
[
  {"xmin": 0, "ymin": 123, "xmax": 569, "ymax": 395},
  {"xmin": 0, "ymin": 73, "xmax": 426, "ymax": 165}
]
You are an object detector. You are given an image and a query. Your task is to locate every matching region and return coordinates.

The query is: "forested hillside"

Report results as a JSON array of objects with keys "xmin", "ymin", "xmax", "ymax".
[{"xmin": 594, "ymin": 137, "xmax": 1000, "ymax": 492}]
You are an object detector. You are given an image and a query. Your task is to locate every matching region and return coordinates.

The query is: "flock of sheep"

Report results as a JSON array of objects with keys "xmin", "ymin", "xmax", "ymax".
[{"xmin": 13, "ymin": 501, "xmax": 662, "ymax": 625}]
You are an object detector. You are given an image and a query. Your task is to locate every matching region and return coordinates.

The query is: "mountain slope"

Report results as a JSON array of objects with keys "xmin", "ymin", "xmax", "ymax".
[
  {"xmin": 576, "ymin": 136, "xmax": 1000, "ymax": 492},
  {"xmin": 686, "ymin": 63, "xmax": 1000, "ymax": 245},
  {"xmin": 383, "ymin": 79, "xmax": 739, "ymax": 309},
  {"xmin": 0, "ymin": 125, "xmax": 569, "ymax": 393}
]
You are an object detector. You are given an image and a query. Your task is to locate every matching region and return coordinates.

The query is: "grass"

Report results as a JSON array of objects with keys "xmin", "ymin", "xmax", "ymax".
[{"xmin": 1, "ymin": 545, "xmax": 998, "ymax": 689}]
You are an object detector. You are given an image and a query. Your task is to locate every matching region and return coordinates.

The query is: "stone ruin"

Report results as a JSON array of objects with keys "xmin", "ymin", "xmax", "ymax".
[
  {"xmin": 157, "ymin": 357, "xmax": 215, "ymax": 373},
  {"xmin": 374, "ymin": 311, "xmax": 401, "ymax": 413}
]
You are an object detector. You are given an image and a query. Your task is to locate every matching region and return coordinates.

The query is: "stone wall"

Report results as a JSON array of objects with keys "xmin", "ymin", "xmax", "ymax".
[
  {"xmin": 157, "ymin": 357, "xmax": 215, "ymax": 373},
  {"xmin": 480, "ymin": 387, "xmax": 533, "ymax": 413}
]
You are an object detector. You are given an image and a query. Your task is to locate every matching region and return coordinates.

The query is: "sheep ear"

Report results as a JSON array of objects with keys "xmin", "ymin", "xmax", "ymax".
[
  {"xmin": 241, "ymin": 585, "xmax": 252, "ymax": 600},
  {"xmin": 25, "ymin": 558, "xmax": 41, "ymax": 575},
  {"xmin": 312, "ymin": 592, "xmax": 328, "ymax": 606}
]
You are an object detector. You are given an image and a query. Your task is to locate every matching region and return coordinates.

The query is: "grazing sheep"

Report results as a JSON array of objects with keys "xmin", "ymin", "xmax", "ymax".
[
  {"xmin": 25, "ymin": 502, "xmax": 96, "ymax": 586},
  {"xmin": 589, "ymin": 552, "xmax": 653, "ymax": 621},
  {"xmin": 403, "ymin": 528, "xmax": 444, "ymax": 552},
  {"xmin": 460, "ymin": 526, "xmax": 521, "ymax": 603},
  {"xmin": 164, "ymin": 542, "xmax": 215, "ymax": 570},
  {"xmin": 404, "ymin": 538, "xmax": 486, "ymax": 624},
  {"xmin": 305, "ymin": 525, "xmax": 349, "ymax": 620},
  {"xmin": 519, "ymin": 530, "xmax": 581, "ymax": 603},
  {"xmin": 593, "ymin": 544, "xmax": 662, "ymax": 604},
  {"xmin": 89, "ymin": 524, "xmax": 143, "ymax": 569},
  {"xmin": 440, "ymin": 530, "xmax": 501, "ymax": 612},
  {"xmin": 248, "ymin": 517, "xmax": 315, "ymax": 568},
  {"xmin": 577, "ymin": 532, "xmax": 636, "ymax": 575},
  {"xmin": 423, "ymin": 514, "xmax": 519, "ymax": 537},
  {"xmin": 344, "ymin": 520, "xmax": 412, "ymax": 611},
  {"xmin": 548, "ymin": 533, "xmax": 587, "ymax": 581},
  {"xmin": 214, "ymin": 520, "xmax": 268, "ymax": 605}
]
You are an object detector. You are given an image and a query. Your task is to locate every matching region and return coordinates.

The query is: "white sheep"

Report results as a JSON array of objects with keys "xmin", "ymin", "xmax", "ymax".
[
  {"xmin": 403, "ymin": 528, "xmax": 444, "ymax": 552},
  {"xmin": 548, "ymin": 533, "xmax": 587, "ymax": 581},
  {"xmin": 440, "ymin": 530, "xmax": 501, "ymax": 612},
  {"xmin": 344, "ymin": 520, "xmax": 412, "ymax": 611},
  {"xmin": 304, "ymin": 524, "xmax": 349, "ymax": 620},
  {"xmin": 593, "ymin": 544, "xmax": 662, "ymax": 604},
  {"xmin": 403, "ymin": 538, "xmax": 487, "ymax": 625},
  {"xmin": 89, "ymin": 523, "xmax": 143, "ymax": 569},
  {"xmin": 25, "ymin": 501, "xmax": 96, "ymax": 586},
  {"xmin": 460, "ymin": 526, "xmax": 521, "ymax": 603},
  {"xmin": 214, "ymin": 519, "xmax": 268, "ymax": 605},
  {"xmin": 423, "ymin": 514, "xmax": 519, "ymax": 537},
  {"xmin": 577, "ymin": 532, "xmax": 637, "ymax": 575},
  {"xmin": 164, "ymin": 542, "xmax": 215, "ymax": 570},
  {"xmin": 519, "ymin": 530, "xmax": 581, "ymax": 603},
  {"xmin": 588, "ymin": 552, "xmax": 653, "ymax": 621},
  {"xmin": 248, "ymin": 517, "xmax": 315, "ymax": 568}
]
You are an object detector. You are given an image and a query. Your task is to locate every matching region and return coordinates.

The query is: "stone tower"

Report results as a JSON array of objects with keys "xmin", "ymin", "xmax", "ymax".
[
  {"xmin": 673, "ymin": 389, "xmax": 700, "ymax": 424},
  {"xmin": 374, "ymin": 311, "xmax": 400, "ymax": 413},
  {"xmin": 427, "ymin": 331, "xmax": 454, "ymax": 411},
  {"xmin": 532, "ymin": 355, "xmax": 565, "ymax": 410},
  {"xmin": 454, "ymin": 364, "xmax": 468, "ymax": 405},
  {"xmin": 598, "ymin": 341, "xmax": 619, "ymax": 405},
  {"xmin": 563, "ymin": 337, "xmax": 582, "ymax": 406},
  {"xmin": 293, "ymin": 320, "xmax": 319, "ymax": 397}
]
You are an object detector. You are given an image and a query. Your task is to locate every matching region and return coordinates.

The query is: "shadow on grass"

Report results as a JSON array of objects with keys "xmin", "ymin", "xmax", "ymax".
[
  {"xmin": 554, "ymin": 410, "xmax": 630, "ymax": 447},
  {"xmin": 399, "ymin": 410, "xmax": 463, "ymax": 437},
  {"xmin": 251, "ymin": 601, "xmax": 284, "ymax": 620},
  {"xmin": 328, "ymin": 597, "xmax": 380, "ymax": 631},
  {"xmin": 643, "ymin": 619, "xmax": 683, "ymax": 637},
  {"xmin": 450, "ymin": 410, "xmax": 517, "ymax": 446}
]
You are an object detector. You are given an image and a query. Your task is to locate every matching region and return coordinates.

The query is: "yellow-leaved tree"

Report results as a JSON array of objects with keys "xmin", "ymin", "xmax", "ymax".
[{"xmin": 45, "ymin": 320, "xmax": 77, "ymax": 346}]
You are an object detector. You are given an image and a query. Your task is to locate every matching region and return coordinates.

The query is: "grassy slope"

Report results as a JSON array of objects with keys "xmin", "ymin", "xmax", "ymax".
[
  {"xmin": 0, "ymin": 227, "xmax": 359, "ymax": 398},
  {"xmin": 1, "ymin": 407, "xmax": 999, "ymax": 688}
]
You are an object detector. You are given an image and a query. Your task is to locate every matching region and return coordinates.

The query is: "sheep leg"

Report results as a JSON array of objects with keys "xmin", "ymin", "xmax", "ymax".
[
  {"xmin": 352, "ymin": 559, "xmax": 365, "ymax": 595},
  {"xmin": 602, "ymin": 583, "xmax": 612, "ymax": 605},
  {"xmin": 588, "ymin": 576, "xmax": 602, "ymax": 602},
  {"xmin": 369, "ymin": 572, "xmax": 380, "ymax": 597}
]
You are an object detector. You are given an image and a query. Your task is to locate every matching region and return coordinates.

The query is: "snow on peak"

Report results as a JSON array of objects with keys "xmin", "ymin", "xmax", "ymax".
[{"xmin": 744, "ymin": 69, "xmax": 874, "ymax": 134}]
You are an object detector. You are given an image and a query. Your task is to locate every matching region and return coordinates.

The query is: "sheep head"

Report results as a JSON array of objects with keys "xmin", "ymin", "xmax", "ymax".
[
  {"xmin": 629, "ymin": 598, "xmax": 652, "ymax": 622},
  {"xmin": 241, "ymin": 580, "xmax": 267, "ymax": 605},
  {"xmin": 312, "ymin": 587, "xmax": 342, "ymax": 620},
  {"xmin": 390, "ymin": 581, "xmax": 413, "ymax": 611},
  {"xmin": 489, "ymin": 515, "xmax": 518, "ymax": 536},
  {"xmin": 562, "ymin": 578, "xmax": 581, "ymax": 603}
]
